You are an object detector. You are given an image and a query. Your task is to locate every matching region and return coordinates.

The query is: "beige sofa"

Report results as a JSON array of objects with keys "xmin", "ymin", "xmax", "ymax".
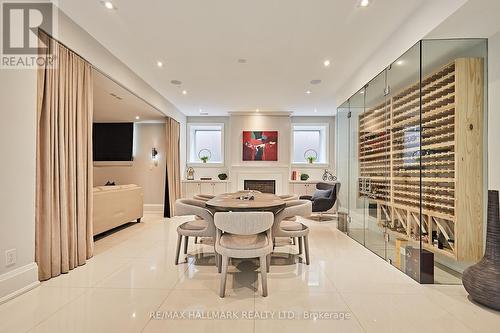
[{"xmin": 93, "ymin": 184, "xmax": 144, "ymax": 236}]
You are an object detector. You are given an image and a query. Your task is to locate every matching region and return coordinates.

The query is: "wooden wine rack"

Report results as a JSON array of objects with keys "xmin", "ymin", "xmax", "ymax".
[{"xmin": 358, "ymin": 58, "xmax": 484, "ymax": 261}]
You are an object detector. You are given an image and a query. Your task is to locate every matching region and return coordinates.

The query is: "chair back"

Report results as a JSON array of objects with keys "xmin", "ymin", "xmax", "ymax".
[
  {"xmin": 193, "ymin": 194, "xmax": 215, "ymax": 201},
  {"xmin": 273, "ymin": 200, "xmax": 312, "ymax": 234},
  {"xmin": 175, "ymin": 198, "xmax": 216, "ymax": 234},
  {"xmin": 214, "ymin": 211, "xmax": 273, "ymax": 235},
  {"xmin": 279, "ymin": 194, "xmax": 299, "ymax": 201}
]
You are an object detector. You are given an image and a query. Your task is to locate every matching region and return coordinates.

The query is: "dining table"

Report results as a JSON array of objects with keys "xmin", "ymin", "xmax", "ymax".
[{"xmin": 205, "ymin": 191, "xmax": 285, "ymax": 214}]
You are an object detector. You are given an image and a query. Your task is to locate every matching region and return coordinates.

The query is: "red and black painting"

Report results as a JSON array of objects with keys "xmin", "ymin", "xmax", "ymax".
[{"xmin": 242, "ymin": 131, "xmax": 278, "ymax": 161}]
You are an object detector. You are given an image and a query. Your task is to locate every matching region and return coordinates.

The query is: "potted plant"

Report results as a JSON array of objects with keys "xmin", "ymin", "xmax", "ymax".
[
  {"xmin": 218, "ymin": 173, "xmax": 228, "ymax": 180},
  {"xmin": 300, "ymin": 173, "xmax": 310, "ymax": 181},
  {"xmin": 307, "ymin": 156, "xmax": 317, "ymax": 164},
  {"xmin": 200, "ymin": 155, "xmax": 209, "ymax": 163}
]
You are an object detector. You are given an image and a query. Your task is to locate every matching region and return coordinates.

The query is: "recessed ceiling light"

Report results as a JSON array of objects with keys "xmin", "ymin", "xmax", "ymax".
[
  {"xmin": 182, "ymin": 90, "xmax": 187, "ymax": 95},
  {"xmin": 135, "ymin": 116, "xmax": 140, "ymax": 120},
  {"xmin": 157, "ymin": 61, "xmax": 163, "ymax": 67},
  {"xmin": 396, "ymin": 60, "xmax": 405, "ymax": 66},
  {"xmin": 323, "ymin": 59, "xmax": 331, "ymax": 67},
  {"xmin": 101, "ymin": 1, "xmax": 115, "ymax": 10},
  {"xmin": 358, "ymin": 0, "xmax": 371, "ymax": 7},
  {"xmin": 314, "ymin": 108, "xmax": 318, "ymax": 113},
  {"xmin": 359, "ymin": 90, "xmax": 365, "ymax": 95},
  {"xmin": 255, "ymin": 109, "xmax": 260, "ymax": 112},
  {"xmin": 305, "ymin": 90, "xmax": 312, "ymax": 94}
]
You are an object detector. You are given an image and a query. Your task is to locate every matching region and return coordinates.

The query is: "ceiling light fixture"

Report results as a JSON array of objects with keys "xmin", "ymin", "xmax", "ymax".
[
  {"xmin": 396, "ymin": 60, "xmax": 405, "ymax": 66},
  {"xmin": 323, "ymin": 59, "xmax": 331, "ymax": 67},
  {"xmin": 135, "ymin": 116, "xmax": 140, "ymax": 120},
  {"xmin": 305, "ymin": 90, "xmax": 312, "ymax": 94},
  {"xmin": 101, "ymin": 1, "xmax": 115, "ymax": 10},
  {"xmin": 358, "ymin": 0, "xmax": 371, "ymax": 7},
  {"xmin": 256, "ymin": 109, "xmax": 260, "ymax": 112},
  {"xmin": 182, "ymin": 90, "xmax": 187, "ymax": 95},
  {"xmin": 314, "ymin": 108, "xmax": 318, "ymax": 113},
  {"xmin": 157, "ymin": 61, "xmax": 163, "ymax": 67}
]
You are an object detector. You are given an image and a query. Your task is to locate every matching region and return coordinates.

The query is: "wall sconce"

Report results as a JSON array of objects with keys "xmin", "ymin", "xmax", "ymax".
[{"xmin": 152, "ymin": 148, "xmax": 159, "ymax": 167}]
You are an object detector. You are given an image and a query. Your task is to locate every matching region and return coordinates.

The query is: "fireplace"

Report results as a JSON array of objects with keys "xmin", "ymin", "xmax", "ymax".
[{"xmin": 244, "ymin": 180, "xmax": 276, "ymax": 194}]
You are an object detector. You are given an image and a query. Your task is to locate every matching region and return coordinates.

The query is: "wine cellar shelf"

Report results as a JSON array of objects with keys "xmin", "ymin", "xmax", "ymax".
[{"xmin": 358, "ymin": 58, "xmax": 484, "ymax": 262}]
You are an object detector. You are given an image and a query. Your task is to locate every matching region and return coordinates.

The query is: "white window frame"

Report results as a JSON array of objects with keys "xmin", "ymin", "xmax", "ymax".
[
  {"xmin": 187, "ymin": 123, "xmax": 225, "ymax": 167},
  {"xmin": 291, "ymin": 123, "xmax": 329, "ymax": 167}
]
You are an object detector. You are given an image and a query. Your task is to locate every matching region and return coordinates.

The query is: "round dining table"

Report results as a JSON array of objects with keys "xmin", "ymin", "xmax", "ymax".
[{"xmin": 205, "ymin": 191, "xmax": 285, "ymax": 213}]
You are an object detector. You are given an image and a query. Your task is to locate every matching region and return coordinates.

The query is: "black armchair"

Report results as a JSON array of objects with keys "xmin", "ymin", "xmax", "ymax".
[{"xmin": 299, "ymin": 182, "xmax": 340, "ymax": 221}]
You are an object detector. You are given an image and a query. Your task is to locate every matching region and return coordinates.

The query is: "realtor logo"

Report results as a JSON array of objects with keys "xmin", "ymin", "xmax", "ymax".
[{"xmin": 1, "ymin": 1, "xmax": 56, "ymax": 68}]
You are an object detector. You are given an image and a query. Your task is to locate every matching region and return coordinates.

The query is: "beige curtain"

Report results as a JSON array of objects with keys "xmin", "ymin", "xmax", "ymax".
[
  {"xmin": 36, "ymin": 32, "xmax": 94, "ymax": 281},
  {"xmin": 165, "ymin": 117, "xmax": 181, "ymax": 216}
]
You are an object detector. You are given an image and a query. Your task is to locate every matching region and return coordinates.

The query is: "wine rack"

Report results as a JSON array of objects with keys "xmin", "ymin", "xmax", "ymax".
[{"xmin": 358, "ymin": 58, "xmax": 484, "ymax": 261}]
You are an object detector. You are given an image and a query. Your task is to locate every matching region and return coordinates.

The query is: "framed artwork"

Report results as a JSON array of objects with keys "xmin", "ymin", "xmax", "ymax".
[{"xmin": 242, "ymin": 131, "xmax": 278, "ymax": 161}]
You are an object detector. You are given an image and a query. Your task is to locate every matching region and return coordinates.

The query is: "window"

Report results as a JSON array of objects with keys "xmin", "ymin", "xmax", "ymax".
[
  {"xmin": 292, "ymin": 124, "xmax": 329, "ymax": 164},
  {"xmin": 188, "ymin": 123, "xmax": 224, "ymax": 165}
]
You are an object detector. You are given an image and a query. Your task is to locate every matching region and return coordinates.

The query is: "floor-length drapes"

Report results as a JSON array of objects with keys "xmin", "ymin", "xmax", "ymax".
[
  {"xmin": 36, "ymin": 32, "xmax": 94, "ymax": 281},
  {"xmin": 164, "ymin": 117, "xmax": 181, "ymax": 217}
]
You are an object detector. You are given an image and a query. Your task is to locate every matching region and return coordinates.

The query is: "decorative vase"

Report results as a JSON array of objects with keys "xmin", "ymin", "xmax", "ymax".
[{"xmin": 462, "ymin": 190, "xmax": 500, "ymax": 311}]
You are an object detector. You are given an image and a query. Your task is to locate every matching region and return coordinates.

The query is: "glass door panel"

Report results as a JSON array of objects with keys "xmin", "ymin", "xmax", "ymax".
[
  {"xmin": 387, "ymin": 43, "xmax": 422, "ymax": 275},
  {"xmin": 348, "ymin": 89, "xmax": 367, "ymax": 245},
  {"xmin": 362, "ymin": 70, "xmax": 390, "ymax": 259}
]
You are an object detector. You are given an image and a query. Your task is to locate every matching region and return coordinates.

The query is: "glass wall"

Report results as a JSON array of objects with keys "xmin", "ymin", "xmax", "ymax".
[{"xmin": 336, "ymin": 39, "xmax": 487, "ymax": 284}]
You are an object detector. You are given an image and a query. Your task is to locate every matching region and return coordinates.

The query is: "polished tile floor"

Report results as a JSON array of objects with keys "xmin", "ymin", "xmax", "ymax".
[{"xmin": 1, "ymin": 213, "xmax": 499, "ymax": 332}]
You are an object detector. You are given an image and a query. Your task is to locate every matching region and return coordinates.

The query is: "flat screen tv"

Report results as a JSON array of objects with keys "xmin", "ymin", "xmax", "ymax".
[{"xmin": 93, "ymin": 123, "xmax": 134, "ymax": 161}]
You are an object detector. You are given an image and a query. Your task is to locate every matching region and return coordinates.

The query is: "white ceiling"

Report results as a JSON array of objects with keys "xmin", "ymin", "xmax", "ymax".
[
  {"xmin": 57, "ymin": 0, "xmax": 428, "ymax": 116},
  {"xmin": 93, "ymin": 70, "xmax": 166, "ymax": 123}
]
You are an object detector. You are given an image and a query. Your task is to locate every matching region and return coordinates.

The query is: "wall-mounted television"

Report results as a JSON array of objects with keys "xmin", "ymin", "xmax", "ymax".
[{"xmin": 93, "ymin": 123, "xmax": 134, "ymax": 161}]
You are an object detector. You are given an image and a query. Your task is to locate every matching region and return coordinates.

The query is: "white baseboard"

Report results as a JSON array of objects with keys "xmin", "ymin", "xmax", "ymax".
[
  {"xmin": 0, "ymin": 262, "xmax": 40, "ymax": 305},
  {"xmin": 143, "ymin": 204, "xmax": 164, "ymax": 213}
]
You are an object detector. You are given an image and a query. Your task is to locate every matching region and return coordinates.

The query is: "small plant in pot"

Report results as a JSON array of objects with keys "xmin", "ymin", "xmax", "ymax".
[
  {"xmin": 198, "ymin": 149, "xmax": 212, "ymax": 163},
  {"xmin": 307, "ymin": 156, "xmax": 317, "ymax": 164},
  {"xmin": 218, "ymin": 173, "xmax": 228, "ymax": 180},
  {"xmin": 300, "ymin": 173, "xmax": 310, "ymax": 181}
]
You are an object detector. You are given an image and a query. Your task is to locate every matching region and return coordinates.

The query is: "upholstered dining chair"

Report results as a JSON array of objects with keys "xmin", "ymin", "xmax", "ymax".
[
  {"xmin": 192, "ymin": 194, "xmax": 216, "ymax": 244},
  {"xmin": 193, "ymin": 194, "xmax": 215, "ymax": 201},
  {"xmin": 273, "ymin": 200, "xmax": 312, "ymax": 265},
  {"xmin": 174, "ymin": 199, "xmax": 218, "ymax": 267},
  {"xmin": 214, "ymin": 211, "xmax": 274, "ymax": 298}
]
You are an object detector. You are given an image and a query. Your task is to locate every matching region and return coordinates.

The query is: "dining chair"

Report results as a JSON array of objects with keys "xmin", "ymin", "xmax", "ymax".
[
  {"xmin": 273, "ymin": 200, "xmax": 312, "ymax": 265},
  {"xmin": 279, "ymin": 194, "xmax": 299, "ymax": 201},
  {"xmin": 193, "ymin": 194, "xmax": 215, "ymax": 201},
  {"xmin": 174, "ymin": 199, "xmax": 219, "ymax": 267},
  {"xmin": 214, "ymin": 211, "xmax": 274, "ymax": 298},
  {"xmin": 191, "ymin": 194, "xmax": 216, "ymax": 244}
]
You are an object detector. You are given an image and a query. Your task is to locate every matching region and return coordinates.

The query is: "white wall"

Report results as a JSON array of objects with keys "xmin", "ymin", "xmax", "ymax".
[
  {"xmin": 94, "ymin": 123, "xmax": 166, "ymax": 207},
  {"xmin": 0, "ymin": 69, "xmax": 39, "ymax": 302},
  {"xmin": 184, "ymin": 114, "xmax": 337, "ymax": 193},
  {"xmin": 488, "ymin": 30, "xmax": 500, "ymax": 191}
]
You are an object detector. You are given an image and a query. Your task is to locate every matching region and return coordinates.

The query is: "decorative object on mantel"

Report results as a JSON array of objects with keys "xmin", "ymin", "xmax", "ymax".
[
  {"xmin": 463, "ymin": 190, "xmax": 500, "ymax": 311},
  {"xmin": 200, "ymin": 177, "xmax": 212, "ymax": 180},
  {"xmin": 186, "ymin": 167, "xmax": 195, "ymax": 180},
  {"xmin": 322, "ymin": 170, "xmax": 337, "ymax": 182},
  {"xmin": 300, "ymin": 173, "xmax": 310, "ymax": 181},
  {"xmin": 105, "ymin": 181, "xmax": 116, "ymax": 186},
  {"xmin": 218, "ymin": 173, "xmax": 228, "ymax": 180},
  {"xmin": 242, "ymin": 131, "xmax": 278, "ymax": 161},
  {"xmin": 304, "ymin": 149, "xmax": 318, "ymax": 164},
  {"xmin": 198, "ymin": 148, "xmax": 211, "ymax": 163}
]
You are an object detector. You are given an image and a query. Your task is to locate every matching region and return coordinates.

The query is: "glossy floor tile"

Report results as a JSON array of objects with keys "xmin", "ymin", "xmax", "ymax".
[{"xmin": 0, "ymin": 212, "xmax": 499, "ymax": 333}]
